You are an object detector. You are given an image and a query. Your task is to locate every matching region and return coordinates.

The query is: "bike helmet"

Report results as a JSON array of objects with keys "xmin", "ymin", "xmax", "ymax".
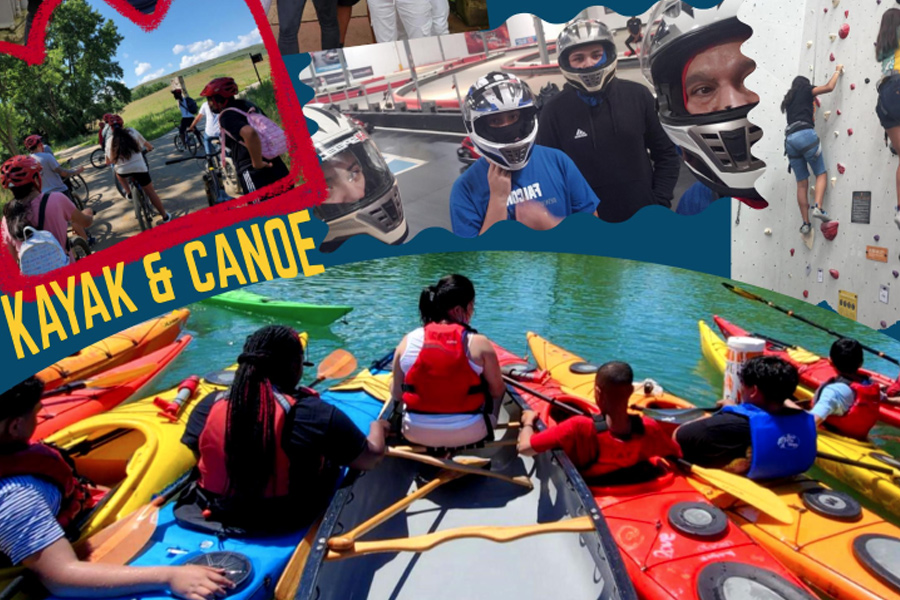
[
  {"xmin": 23, "ymin": 135, "xmax": 42, "ymax": 151},
  {"xmin": 200, "ymin": 77, "xmax": 239, "ymax": 98},
  {"xmin": 557, "ymin": 19, "xmax": 618, "ymax": 94},
  {"xmin": 102, "ymin": 113, "xmax": 114, "ymax": 123},
  {"xmin": 641, "ymin": 0, "xmax": 765, "ymax": 200},
  {"xmin": 462, "ymin": 72, "xmax": 538, "ymax": 171},
  {"xmin": 1, "ymin": 155, "xmax": 42, "ymax": 189},
  {"xmin": 108, "ymin": 114, "xmax": 124, "ymax": 127}
]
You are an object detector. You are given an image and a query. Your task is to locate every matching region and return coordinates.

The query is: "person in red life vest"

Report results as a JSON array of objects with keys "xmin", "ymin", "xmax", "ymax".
[
  {"xmin": 674, "ymin": 356, "xmax": 817, "ymax": 480},
  {"xmin": 391, "ymin": 274, "xmax": 506, "ymax": 448},
  {"xmin": 810, "ymin": 338, "xmax": 882, "ymax": 441},
  {"xmin": 516, "ymin": 362, "xmax": 681, "ymax": 483},
  {"xmin": 179, "ymin": 325, "xmax": 389, "ymax": 534},
  {"xmin": 0, "ymin": 377, "xmax": 233, "ymax": 600}
]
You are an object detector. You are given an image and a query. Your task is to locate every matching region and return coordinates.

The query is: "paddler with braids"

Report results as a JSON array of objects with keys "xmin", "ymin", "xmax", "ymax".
[
  {"xmin": 391, "ymin": 274, "xmax": 506, "ymax": 449},
  {"xmin": 516, "ymin": 361, "xmax": 682, "ymax": 483},
  {"xmin": 178, "ymin": 325, "xmax": 389, "ymax": 534},
  {"xmin": 0, "ymin": 376, "xmax": 233, "ymax": 600}
]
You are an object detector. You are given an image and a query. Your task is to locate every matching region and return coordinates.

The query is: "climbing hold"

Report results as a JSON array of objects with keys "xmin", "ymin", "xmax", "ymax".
[
  {"xmin": 834, "ymin": 131, "xmax": 840, "ymax": 137},
  {"xmin": 837, "ymin": 109, "xmax": 842, "ymax": 115},
  {"xmin": 837, "ymin": 163, "xmax": 846, "ymax": 174},
  {"xmin": 803, "ymin": 290, "xmax": 810, "ymax": 298},
  {"xmin": 830, "ymin": 33, "xmax": 838, "ymax": 42},
  {"xmin": 893, "ymin": 270, "xmax": 899, "ymax": 278},
  {"xmin": 824, "ymin": 7, "xmax": 828, "ymax": 12},
  {"xmin": 847, "ymin": 128, "xmax": 853, "ymax": 136},
  {"xmin": 806, "ymin": 264, "xmax": 812, "ymax": 276},
  {"xmin": 815, "ymin": 97, "xmax": 821, "ymax": 107},
  {"xmin": 791, "ymin": 248, "xmax": 795, "ymax": 256},
  {"xmin": 830, "ymin": 269, "xmax": 840, "ymax": 279},
  {"xmin": 822, "ymin": 220, "xmax": 839, "ymax": 240},
  {"xmin": 807, "ymin": 40, "xmax": 814, "ymax": 48},
  {"xmin": 875, "ymin": 234, "xmax": 881, "ymax": 242},
  {"xmin": 844, "ymin": 9, "xmax": 849, "ymax": 17},
  {"xmin": 839, "ymin": 24, "xmax": 850, "ymax": 39},
  {"xmin": 882, "ymin": 321, "xmax": 889, "ymax": 329},
  {"xmin": 832, "ymin": 0, "xmax": 839, "ymax": 7},
  {"xmin": 866, "ymin": 77, "xmax": 871, "ymax": 84},
  {"xmin": 831, "ymin": 176, "xmax": 838, "ymax": 187},
  {"xmin": 851, "ymin": 83, "xmax": 856, "ymax": 90},
  {"xmin": 824, "ymin": 110, "xmax": 832, "ymax": 120},
  {"xmin": 764, "ymin": 228, "xmax": 773, "ymax": 235}
]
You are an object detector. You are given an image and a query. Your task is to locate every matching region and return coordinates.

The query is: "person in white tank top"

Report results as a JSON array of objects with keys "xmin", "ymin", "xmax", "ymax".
[{"xmin": 391, "ymin": 274, "xmax": 506, "ymax": 449}]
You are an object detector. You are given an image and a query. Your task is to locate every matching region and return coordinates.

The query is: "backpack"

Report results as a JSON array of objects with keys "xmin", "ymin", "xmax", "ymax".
[
  {"xmin": 18, "ymin": 194, "xmax": 70, "ymax": 276},
  {"xmin": 183, "ymin": 96, "xmax": 199, "ymax": 115},
  {"xmin": 219, "ymin": 105, "xmax": 288, "ymax": 166}
]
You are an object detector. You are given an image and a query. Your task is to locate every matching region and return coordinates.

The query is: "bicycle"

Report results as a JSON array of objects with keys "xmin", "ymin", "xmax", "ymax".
[
  {"xmin": 69, "ymin": 235, "xmax": 91, "ymax": 261},
  {"xmin": 62, "ymin": 160, "xmax": 89, "ymax": 210},
  {"xmin": 166, "ymin": 145, "xmax": 232, "ymax": 208},
  {"xmin": 173, "ymin": 126, "xmax": 200, "ymax": 156},
  {"xmin": 90, "ymin": 147, "xmax": 106, "ymax": 169},
  {"xmin": 121, "ymin": 151, "xmax": 155, "ymax": 231}
]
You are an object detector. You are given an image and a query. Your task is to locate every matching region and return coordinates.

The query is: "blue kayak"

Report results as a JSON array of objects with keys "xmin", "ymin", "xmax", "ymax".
[{"xmin": 52, "ymin": 360, "xmax": 390, "ymax": 600}]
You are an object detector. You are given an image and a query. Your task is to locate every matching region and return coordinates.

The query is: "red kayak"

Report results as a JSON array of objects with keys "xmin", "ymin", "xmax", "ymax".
[
  {"xmin": 494, "ymin": 342, "xmax": 818, "ymax": 600},
  {"xmin": 33, "ymin": 335, "xmax": 192, "ymax": 441},
  {"xmin": 713, "ymin": 315, "xmax": 900, "ymax": 429}
]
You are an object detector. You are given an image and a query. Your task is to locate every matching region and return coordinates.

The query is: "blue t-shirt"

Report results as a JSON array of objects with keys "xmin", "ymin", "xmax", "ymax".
[
  {"xmin": 0, "ymin": 475, "xmax": 65, "ymax": 565},
  {"xmin": 449, "ymin": 145, "xmax": 600, "ymax": 238},
  {"xmin": 676, "ymin": 182, "xmax": 721, "ymax": 216},
  {"xmin": 811, "ymin": 382, "xmax": 855, "ymax": 421}
]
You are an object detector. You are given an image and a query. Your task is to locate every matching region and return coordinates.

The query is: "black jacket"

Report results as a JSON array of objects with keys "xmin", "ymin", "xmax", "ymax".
[{"xmin": 536, "ymin": 80, "xmax": 681, "ymax": 223}]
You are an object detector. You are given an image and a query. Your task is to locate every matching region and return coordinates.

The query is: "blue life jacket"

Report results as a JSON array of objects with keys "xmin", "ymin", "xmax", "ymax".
[{"xmin": 720, "ymin": 403, "xmax": 817, "ymax": 480}]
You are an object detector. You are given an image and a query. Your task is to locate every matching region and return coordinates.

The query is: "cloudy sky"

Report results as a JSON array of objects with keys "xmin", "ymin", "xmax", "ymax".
[{"xmin": 90, "ymin": 0, "xmax": 268, "ymax": 88}]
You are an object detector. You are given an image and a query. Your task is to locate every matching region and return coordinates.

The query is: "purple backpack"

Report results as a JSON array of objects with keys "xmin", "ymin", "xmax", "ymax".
[{"xmin": 220, "ymin": 106, "xmax": 288, "ymax": 166}]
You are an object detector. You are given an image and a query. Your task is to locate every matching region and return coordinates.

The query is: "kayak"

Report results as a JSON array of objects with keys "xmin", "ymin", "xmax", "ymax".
[
  {"xmin": 37, "ymin": 309, "xmax": 191, "ymax": 392},
  {"xmin": 698, "ymin": 320, "xmax": 900, "ymax": 598},
  {"xmin": 297, "ymin": 353, "xmax": 639, "ymax": 600},
  {"xmin": 50, "ymin": 355, "xmax": 385, "ymax": 600},
  {"xmin": 713, "ymin": 315, "xmax": 900, "ymax": 429},
  {"xmin": 203, "ymin": 289, "xmax": 352, "ymax": 326},
  {"xmin": 518, "ymin": 335, "xmax": 818, "ymax": 600},
  {"xmin": 33, "ymin": 336, "xmax": 192, "ymax": 441},
  {"xmin": 701, "ymin": 319, "xmax": 900, "ymax": 519}
]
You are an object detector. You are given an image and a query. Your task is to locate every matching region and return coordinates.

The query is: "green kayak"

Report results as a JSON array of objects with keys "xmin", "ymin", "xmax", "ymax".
[{"xmin": 203, "ymin": 290, "xmax": 352, "ymax": 325}]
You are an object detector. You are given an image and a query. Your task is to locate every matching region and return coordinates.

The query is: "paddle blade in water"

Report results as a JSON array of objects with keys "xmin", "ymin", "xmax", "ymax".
[{"xmin": 318, "ymin": 350, "xmax": 357, "ymax": 381}]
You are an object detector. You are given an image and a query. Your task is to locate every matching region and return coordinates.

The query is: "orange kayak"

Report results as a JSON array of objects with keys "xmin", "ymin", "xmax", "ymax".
[{"xmin": 37, "ymin": 309, "xmax": 190, "ymax": 391}]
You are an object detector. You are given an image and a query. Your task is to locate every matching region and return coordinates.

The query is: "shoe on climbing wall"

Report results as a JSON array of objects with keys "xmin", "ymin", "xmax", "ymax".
[
  {"xmin": 800, "ymin": 222, "xmax": 812, "ymax": 234},
  {"xmin": 811, "ymin": 206, "xmax": 831, "ymax": 222},
  {"xmin": 894, "ymin": 210, "xmax": 900, "ymax": 231}
]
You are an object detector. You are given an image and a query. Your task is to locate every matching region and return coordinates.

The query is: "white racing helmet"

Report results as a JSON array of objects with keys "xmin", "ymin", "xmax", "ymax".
[
  {"xmin": 462, "ymin": 72, "xmax": 538, "ymax": 171},
  {"xmin": 641, "ymin": 0, "xmax": 765, "ymax": 200},
  {"xmin": 556, "ymin": 19, "xmax": 618, "ymax": 94}
]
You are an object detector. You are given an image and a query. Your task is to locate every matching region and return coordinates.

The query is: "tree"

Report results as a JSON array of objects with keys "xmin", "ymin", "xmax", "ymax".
[{"xmin": 0, "ymin": 0, "xmax": 129, "ymax": 150}]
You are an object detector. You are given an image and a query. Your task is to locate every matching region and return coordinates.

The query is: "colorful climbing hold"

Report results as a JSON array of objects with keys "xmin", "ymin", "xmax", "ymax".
[
  {"xmin": 822, "ymin": 220, "xmax": 839, "ymax": 240},
  {"xmin": 830, "ymin": 176, "xmax": 837, "ymax": 187},
  {"xmin": 847, "ymin": 128, "xmax": 853, "ymax": 136},
  {"xmin": 844, "ymin": 9, "xmax": 849, "ymax": 17},
  {"xmin": 837, "ymin": 163, "xmax": 846, "ymax": 174},
  {"xmin": 875, "ymin": 234, "xmax": 881, "ymax": 242},
  {"xmin": 824, "ymin": 110, "xmax": 832, "ymax": 120},
  {"xmin": 836, "ymin": 109, "xmax": 842, "ymax": 115},
  {"xmin": 893, "ymin": 270, "xmax": 899, "ymax": 278},
  {"xmin": 790, "ymin": 248, "xmax": 795, "ymax": 256},
  {"xmin": 851, "ymin": 83, "xmax": 856, "ymax": 90},
  {"xmin": 839, "ymin": 23, "xmax": 850, "ymax": 39},
  {"xmin": 803, "ymin": 290, "xmax": 809, "ymax": 298},
  {"xmin": 882, "ymin": 321, "xmax": 888, "ymax": 329},
  {"xmin": 824, "ymin": 7, "xmax": 828, "ymax": 12},
  {"xmin": 865, "ymin": 78, "xmax": 871, "ymax": 84},
  {"xmin": 829, "ymin": 269, "xmax": 840, "ymax": 279},
  {"xmin": 829, "ymin": 53, "xmax": 836, "ymax": 61},
  {"xmin": 764, "ymin": 228, "xmax": 772, "ymax": 235}
]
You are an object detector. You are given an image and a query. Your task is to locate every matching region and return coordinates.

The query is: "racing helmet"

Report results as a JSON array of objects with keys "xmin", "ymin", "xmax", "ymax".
[
  {"xmin": 304, "ymin": 105, "xmax": 406, "ymax": 246},
  {"xmin": 557, "ymin": 19, "xmax": 618, "ymax": 94},
  {"xmin": 462, "ymin": 72, "xmax": 538, "ymax": 171},
  {"xmin": 641, "ymin": 0, "xmax": 765, "ymax": 200}
]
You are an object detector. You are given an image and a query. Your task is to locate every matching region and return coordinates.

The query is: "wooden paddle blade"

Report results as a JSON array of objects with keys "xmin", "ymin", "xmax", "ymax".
[
  {"xmin": 386, "ymin": 448, "xmax": 533, "ymax": 489},
  {"xmin": 682, "ymin": 461, "xmax": 794, "ymax": 525},
  {"xmin": 325, "ymin": 516, "xmax": 594, "ymax": 561},
  {"xmin": 76, "ymin": 503, "xmax": 160, "ymax": 564},
  {"xmin": 274, "ymin": 518, "xmax": 322, "ymax": 600},
  {"xmin": 317, "ymin": 350, "xmax": 358, "ymax": 381}
]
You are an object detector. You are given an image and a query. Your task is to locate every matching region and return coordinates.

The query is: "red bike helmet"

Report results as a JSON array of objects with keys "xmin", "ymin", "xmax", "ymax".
[
  {"xmin": 200, "ymin": 77, "xmax": 239, "ymax": 98},
  {"xmin": 108, "ymin": 114, "xmax": 124, "ymax": 127},
  {"xmin": 23, "ymin": 135, "xmax": 43, "ymax": 150},
  {"xmin": 102, "ymin": 113, "xmax": 114, "ymax": 123},
  {"xmin": 1, "ymin": 155, "xmax": 42, "ymax": 189}
]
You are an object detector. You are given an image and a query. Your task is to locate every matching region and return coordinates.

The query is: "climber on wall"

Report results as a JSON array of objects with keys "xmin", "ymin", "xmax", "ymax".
[
  {"xmin": 876, "ymin": 8, "xmax": 900, "ymax": 230},
  {"xmin": 781, "ymin": 65, "xmax": 843, "ymax": 236}
]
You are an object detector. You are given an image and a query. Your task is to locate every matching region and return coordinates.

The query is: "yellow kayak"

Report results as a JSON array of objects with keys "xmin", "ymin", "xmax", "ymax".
[{"xmin": 699, "ymin": 319, "xmax": 900, "ymax": 518}]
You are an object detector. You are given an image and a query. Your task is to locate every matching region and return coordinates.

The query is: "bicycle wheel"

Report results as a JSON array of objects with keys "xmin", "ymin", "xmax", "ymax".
[
  {"xmin": 174, "ymin": 133, "xmax": 186, "ymax": 152},
  {"xmin": 70, "ymin": 237, "xmax": 91, "ymax": 260},
  {"xmin": 68, "ymin": 175, "xmax": 89, "ymax": 210},
  {"xmin": 186, "ymin": 133, "xmax": 199, "ymax": 157},
  {"xmin": 203, "ymin": 173, "xmax": 219, "ymax": 207},
  {"xmin": 90, "ymin": 148, "xmax": 106, "ymax": 169},
  {"xmin": 132, "ymin": 184, "xmax": 151, "ymax": 231}
]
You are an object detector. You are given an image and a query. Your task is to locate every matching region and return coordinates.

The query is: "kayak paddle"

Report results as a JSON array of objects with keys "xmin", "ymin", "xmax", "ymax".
[
  {"xmin": 386, "ymin": 447, "xmax": 533, "ymax": 488},
  {"xmin": 503, "ymin": 375, "xmax": 587, "ymax": 417},
  {"xmin": 41, "ymin": 364, "xmax": 159, "ymax": 398},
  {"xmin": 308, "ymin": 349, "xmax": 357, "ymax": 388},
  {"xmin": 273, "ymin": 518, "xmax": 322, "ymax": 600},
  {"xmin": 154, "ymin": 376, "xmax": 201, "ymax": 422},
  {"xmin": 722, "ymin": 282, "xmax": 900, "ymax": 367}
]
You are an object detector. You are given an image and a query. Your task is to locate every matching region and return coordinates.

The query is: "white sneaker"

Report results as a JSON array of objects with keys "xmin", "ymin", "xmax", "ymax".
[
  {"xmin": 800, "ymin": 222, "xmax": 811, "ymax": 234},
  {"xmin": 811, "ymin": 206, "xmax": 831, "ymax": 222},
  {"xmin": 160, "ymin": 213, "xmax": 173, "ymax": 224}
]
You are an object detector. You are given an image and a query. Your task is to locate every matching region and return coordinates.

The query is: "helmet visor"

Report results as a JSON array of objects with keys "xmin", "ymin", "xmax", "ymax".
[
  {"xmin": 314, "ymin": 134, "xmax": 394, "ymax": 222},
  {"xmin": 472, "ymin": 106, "xmax": 537, "ymax": 145}
]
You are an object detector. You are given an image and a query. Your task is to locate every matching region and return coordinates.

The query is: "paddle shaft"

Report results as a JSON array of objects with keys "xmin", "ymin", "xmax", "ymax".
[
  {"xmin": 273, "ymin": 518, "xmax": 322, "ymax": 600},
  {"xmin": 503, "ymin": 376, "xmax": 587, "ymax": 417},
  {"xmin": 391, "ymin": 439, "xmax": 517, "ymax": 454},
  {"xmin": 386, "ymin": 448, "xmax": 532, "ymax": 488},
  {"xmin": 817, "ymin": 451, "xmax": 897, "ymax": 476},
  {"xmin": 723, "ymin": 283, "xmax": 900, "ymax": 366}
]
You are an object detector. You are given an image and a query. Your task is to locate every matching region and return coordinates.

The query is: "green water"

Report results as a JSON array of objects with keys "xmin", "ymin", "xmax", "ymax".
[{"xmin": 146, "ymin": 251, "xmax": 900, "ymax": 522}]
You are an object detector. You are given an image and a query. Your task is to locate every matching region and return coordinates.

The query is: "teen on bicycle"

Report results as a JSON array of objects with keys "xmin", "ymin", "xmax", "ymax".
[
  {"xmin": 104, "ymin": 116, "xmax": 172, "ymax": 224},
  {"xmin": 188, "ymin": 99, "xmax": 221, "ymax": 159}
]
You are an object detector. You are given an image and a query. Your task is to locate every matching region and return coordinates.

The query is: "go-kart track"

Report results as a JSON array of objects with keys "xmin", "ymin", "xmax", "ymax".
[{"xmin": 307, "ymin": 44, "xmax": 696, "ymax": 237}]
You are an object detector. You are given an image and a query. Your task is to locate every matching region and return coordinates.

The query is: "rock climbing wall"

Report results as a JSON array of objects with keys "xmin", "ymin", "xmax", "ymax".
[{"xmin": 735, "ymin": 0, "xmax": 900, "ymax": 331}]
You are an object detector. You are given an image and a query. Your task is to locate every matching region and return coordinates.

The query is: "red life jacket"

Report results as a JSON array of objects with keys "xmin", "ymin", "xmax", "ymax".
[
  {"xmin": 814, "ymin": 375, "xmax": 880, "ymax": 440},
  {"xmin": 581, "ymin": 415, "xmax": 673, "ymax": 479},
  {"xmin": 0, "ymin": 444, "xmax": 95, "ymax": 529},
  {"xmin": 402, "ymin": 323, "xmax": 489, "ymax": 415},
  {"xmin": 196, "ymin": 388, "xmax": 309, "ymax": 498}
]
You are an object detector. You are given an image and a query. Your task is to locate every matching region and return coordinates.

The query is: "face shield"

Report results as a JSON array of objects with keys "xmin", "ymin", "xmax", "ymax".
[{"xmin": 313, "ymin": 131, "xmax": 395, "ymax": 222}]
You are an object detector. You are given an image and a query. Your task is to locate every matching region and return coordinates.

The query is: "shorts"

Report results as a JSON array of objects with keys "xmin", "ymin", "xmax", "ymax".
[
  {"xmin": 236, "ymin": 158, "xmax": 289, "ymax": 195},
  {"xmin": 785, "ymin": 128, "xmax": 825, "ymax": 182},
  {"xmin": 120, "ymin": 171, "xmax": 152, "ymax": 187},
  {"xmin": 877, "ymin": 74, "xmax": 900, "ymax": 130}
]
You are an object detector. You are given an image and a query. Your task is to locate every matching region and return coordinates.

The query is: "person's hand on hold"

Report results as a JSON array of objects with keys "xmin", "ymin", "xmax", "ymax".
[{"xmin": 515, "ymin": 200, "xmax": 563, "ymax": 231}]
